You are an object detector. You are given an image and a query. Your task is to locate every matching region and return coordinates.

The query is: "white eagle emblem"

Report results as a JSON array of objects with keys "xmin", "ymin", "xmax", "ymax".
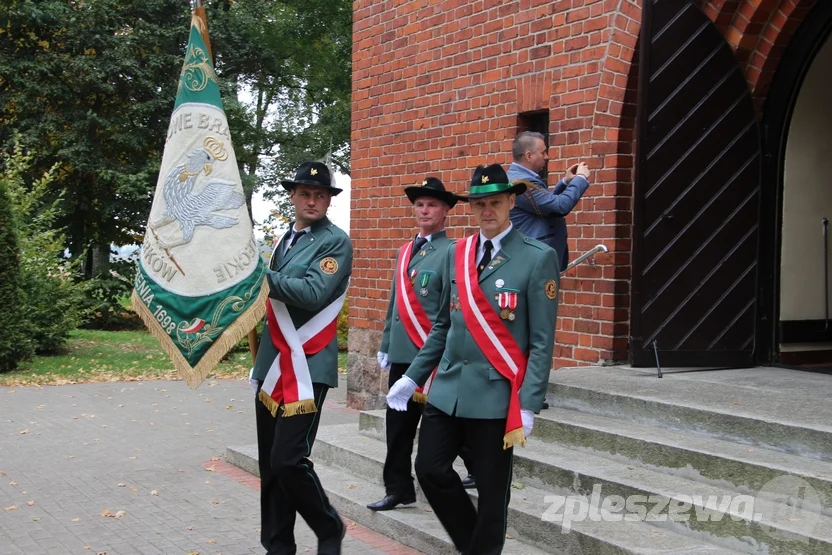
[{"xmin": 150, "ymin": 137, "xmax": 245, "ymax": 249}]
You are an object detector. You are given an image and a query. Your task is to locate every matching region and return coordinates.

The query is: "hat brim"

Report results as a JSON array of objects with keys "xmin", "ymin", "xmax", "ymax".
[
  {"xmin": 404, "ymin": 187, "xmax": 459, "ymax": 208},
  {"xmin": 281, "ymin": 180, "xmax": 342, "ymax": 196},
  {"xmin": 456, "ymin": 182, "xmax": 526, "ymax": 201}
]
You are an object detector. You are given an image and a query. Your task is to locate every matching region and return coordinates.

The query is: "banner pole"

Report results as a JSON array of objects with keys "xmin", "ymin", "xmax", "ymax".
[{"xmin": 248, "ymin": 329, "xmax": 259, "ymax": 362}]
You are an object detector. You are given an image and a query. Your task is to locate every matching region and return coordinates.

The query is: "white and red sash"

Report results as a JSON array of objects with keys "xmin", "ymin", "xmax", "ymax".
[
  {"xmin": 259, "ymin": 290, "xmax": 347, "ymax": 417},
  {"xmin": 455, "ymin": 235, "xmax": 528, "ymax": 449},
  {"xmin": 395, "ymin": 241, "xmax": 438, "ymax": 402}
]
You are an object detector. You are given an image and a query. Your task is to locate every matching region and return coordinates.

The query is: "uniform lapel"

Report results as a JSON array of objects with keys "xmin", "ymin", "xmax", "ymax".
[
  {"xmin": 478, "ymin": 229, "xmax": 516, "ymax": 283},
  {"xmin": 407, "ymin": 230, "xmax": 446, "ymax": 271},
  {"xmin": 275, "ymin": 218, "xmax": 328, "ymax": 271}
]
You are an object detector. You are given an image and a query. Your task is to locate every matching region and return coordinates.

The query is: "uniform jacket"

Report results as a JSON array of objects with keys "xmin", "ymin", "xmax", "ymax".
[
  {"xmin": 380, "ymin": 231, "xmax": 453, "ymax": 365},
  {"xmin": 252, "ymin": 217, "xmax": 352, "ymax": 388},
  {"xmin": 405, "ymin": 227, "xmax": 559, "ymax": 419},
  {"xmin": 507, "ymin": 162, "xmax": 589, "ymax": 267}
]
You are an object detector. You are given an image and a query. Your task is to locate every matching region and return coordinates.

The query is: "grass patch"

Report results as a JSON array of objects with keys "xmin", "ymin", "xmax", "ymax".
[
  {"xmin": 0, "ymin": 329, "xmax": 253, "ymax": 387},
  {"xmin": 1, "ymin": 329, "xmax": 352, "ymax": 387}
]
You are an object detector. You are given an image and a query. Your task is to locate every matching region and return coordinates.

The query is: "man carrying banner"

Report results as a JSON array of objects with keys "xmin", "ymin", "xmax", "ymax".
[
  {"xmin": 386, "ymin": 163, "xmax": 559, "ymax": 554},
  {"xmin": 251, "ymin": 161, "xmax": 352, "ymax": 555},
  {"xmin": 369, "ymin": 177, "xmax": 475, "ymax": 512}
]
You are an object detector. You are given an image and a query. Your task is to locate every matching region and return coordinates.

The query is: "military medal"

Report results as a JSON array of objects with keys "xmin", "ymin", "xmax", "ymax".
[
  {"xmin": 410, "ymin": 269, "xmax": 417, "ymax": 286},
  {"xmin": 498, "ymin": 292, "xmax": 510, "ymax": 320},
  {"xmin": 420, "ymin": 273, "xmax": 430, "ymax": 297},
  {"xmin": 495, "ymin": 279, "xmax": 505, "ymax": 288},
  {"xmin": 508, "ymin": 292, "xmax": 517, "ymax": 321}
]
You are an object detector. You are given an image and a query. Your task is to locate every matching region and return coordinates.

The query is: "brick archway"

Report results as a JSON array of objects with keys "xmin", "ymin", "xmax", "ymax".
[{"xmin": 700, "ymin": 0, "xmax": 819, "ymax": 108}]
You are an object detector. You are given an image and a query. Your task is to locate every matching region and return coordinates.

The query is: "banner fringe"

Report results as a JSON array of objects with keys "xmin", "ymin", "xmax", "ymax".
[
  {"xmin": 503, "ymin": 428, "xmax": 526, "ymax": 450},
  {"xmin": 131, "ymin": 279, "xmax": 269, "ymax": 389},
  {"xmin": 412, "ymin": 391, "xmax": 427, "ymax": 404}
]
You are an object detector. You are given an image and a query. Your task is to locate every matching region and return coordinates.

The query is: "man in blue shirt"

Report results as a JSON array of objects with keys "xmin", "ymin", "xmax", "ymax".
[{"xmin": 507, "ymin": 131, "xmax": 591, "ymax": 268}]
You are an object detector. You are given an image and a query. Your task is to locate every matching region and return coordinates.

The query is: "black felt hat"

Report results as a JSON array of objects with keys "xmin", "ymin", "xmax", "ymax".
[
  {"xmin": 457, "ymin": 164, "xmax": 526, "ymax": 200},
  {"xmin": 280, "ymin": 161, "xmax": 342, "ymax": 196},
  {"xmin": 404, "ymin": 177, "xmax": 459, "ymax": 208}
]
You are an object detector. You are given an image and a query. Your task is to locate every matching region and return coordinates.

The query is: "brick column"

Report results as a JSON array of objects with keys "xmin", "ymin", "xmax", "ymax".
[{"xmin": 346, "ymin": 328, "xmax": 387, "ymax": 410}]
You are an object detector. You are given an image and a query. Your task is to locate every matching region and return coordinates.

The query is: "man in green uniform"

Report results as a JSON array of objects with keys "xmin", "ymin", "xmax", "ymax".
[
  {"xmin": 251, "ymin": 161, "xmax": 352, "ymax": 555},
  {"xmin": 369, "ymin": 177, "xmax": 475, "ymax": 511},
  {"xmin": 387, "ymin": 163, "xmax": 559, "ymax": 555}
]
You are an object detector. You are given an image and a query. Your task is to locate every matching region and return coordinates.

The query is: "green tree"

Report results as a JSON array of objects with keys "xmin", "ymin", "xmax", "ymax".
[
  {"xmin": 0, "ymin": 169, "xmax": 26, "ymax": 371},
  {"xmin": 0, "ymin": 0, "xmax": 352, "ymax": 270},
  {"xmin": 3, "ymin": 138, "xmax": 87, "ymax": 354}
]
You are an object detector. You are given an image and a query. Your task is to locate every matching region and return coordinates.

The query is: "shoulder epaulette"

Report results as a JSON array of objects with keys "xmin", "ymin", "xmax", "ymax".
[{"xmin": 523, "ymin": 237, "xmax": 547, "ymax": 250}]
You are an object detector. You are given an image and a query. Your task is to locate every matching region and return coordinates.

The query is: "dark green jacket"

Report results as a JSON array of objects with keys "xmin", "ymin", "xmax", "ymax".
[
  {"xmin": 380, "ymin": 230, "xmax": 453, "ymax": 364},
  {"xmin": 405, "ymin": 227, "xmax": 559, "ymax": 418},
  {"xmin": 252, "ymin": 217, "xmax": 352, "ymax": 387}
]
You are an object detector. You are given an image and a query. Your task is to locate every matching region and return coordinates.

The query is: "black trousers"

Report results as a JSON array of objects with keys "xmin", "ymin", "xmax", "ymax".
[
  {"xmin": 256, "ymin": 382, "xmax": 343, "ymax": 555},
  {"xmin": 383, "ymin": 364, "xmax": 475, "ymax": 498},
  {"xmin": 415, "ymin": 403, "xmax": 514, "ymax": 555}
]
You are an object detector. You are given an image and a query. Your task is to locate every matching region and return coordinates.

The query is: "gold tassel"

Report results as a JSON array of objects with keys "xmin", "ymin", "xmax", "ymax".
[
  {"xmin": 412, "ymin": 391, "xmax": 427, "ymax": 404},
  {"xmin": 259, "ymin": 389, "xmax": 281, "ymax": 417},
  {"xmin": 502, "ymin": 428, "xmax": 526, "ymax": 450},
  {"xmin": 281, "ymin": 398, "xmax": 317, "ymax": 417},
  {"xmin": 131, "ymin": 280, "xmax": 269, "ymax": 390}
]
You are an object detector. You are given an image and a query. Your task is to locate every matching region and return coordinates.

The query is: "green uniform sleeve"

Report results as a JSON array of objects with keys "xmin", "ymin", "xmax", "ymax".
[
  {"xmin": 266, "ymin": 235, "xmax": 353, "ymax": 310},
  {"xmin": 519, "ymin": 248, "xmax": 559, "ymax": 412},
  {"xmin": 379, "ymin": 277, "xmax": 395, "ymax": 353}
]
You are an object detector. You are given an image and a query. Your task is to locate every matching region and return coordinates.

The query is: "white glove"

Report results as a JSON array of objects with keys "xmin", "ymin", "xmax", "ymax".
[
  {"xmin": 386, "ymin": 376, "xmax": 418, "ymax": 411},
  {"xmin": 377, "ymin": 351, "xmax": 391, "ymax": 371},
  {"xmin": 248, "ymin": 368, "xmax": 258, "ymax": 393},
  {"xmin": 521, "ymin": 409, "xmax": 534, "ymax": 438}
]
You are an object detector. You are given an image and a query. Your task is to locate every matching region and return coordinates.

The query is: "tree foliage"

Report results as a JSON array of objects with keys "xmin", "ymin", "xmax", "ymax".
[
  {"xmin": 0, "ymin": 0, "xmax": 352, "ymax": 274},
  {"xmin": 0, "ymin": 162, "xmax": 24, "ymax": 372}
]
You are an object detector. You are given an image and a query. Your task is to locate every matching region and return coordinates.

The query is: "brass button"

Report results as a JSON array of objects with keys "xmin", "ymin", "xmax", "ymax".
[{"xmin": 463, "ymin": 360, "xmax": 469, "ymax": 365}]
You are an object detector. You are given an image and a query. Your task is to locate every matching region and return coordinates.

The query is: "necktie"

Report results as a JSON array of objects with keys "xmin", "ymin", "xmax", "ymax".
[
  {"xmin": 410, "ymin": 236, "xmax": 428, "ymax": 263},
  {"xmin": 478, "ymin": 240, "xmax": 493, "ymax": 277},
  {"xmin": 286, "ymin": 230, "xmax": 306, "ymax": 253}
]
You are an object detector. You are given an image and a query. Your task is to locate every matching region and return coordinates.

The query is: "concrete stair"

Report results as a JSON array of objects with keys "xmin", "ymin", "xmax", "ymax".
[{"xmin": 228, "ymin": 366, "xmax": 832, "ymax": 554}]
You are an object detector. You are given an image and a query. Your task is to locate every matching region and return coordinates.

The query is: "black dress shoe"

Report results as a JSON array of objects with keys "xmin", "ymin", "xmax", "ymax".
[
  {"xmin": 461, "ymin": 475, "xmax": 476, "ymax": 489},
  {"xmin": 317, "ymin": 518, "xmax": 346, "ymax": 555},
  {"xmin": 366, "ymin": 493, "xmax": 417, "ymax": 511}
]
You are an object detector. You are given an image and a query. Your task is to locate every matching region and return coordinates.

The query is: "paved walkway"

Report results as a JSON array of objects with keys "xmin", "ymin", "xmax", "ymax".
[{"xmin": 0, "ymin": 376, "xmax": 421, "ymax": 555}]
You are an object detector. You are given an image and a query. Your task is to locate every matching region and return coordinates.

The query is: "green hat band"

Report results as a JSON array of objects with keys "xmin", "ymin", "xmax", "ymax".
[{"xmin": 470, "ymin": 182, "xmax": 513, "ymax": 195}]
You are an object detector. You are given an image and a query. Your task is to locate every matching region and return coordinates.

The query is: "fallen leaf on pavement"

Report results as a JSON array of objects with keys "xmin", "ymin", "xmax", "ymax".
[
  {"xmin": 71, "ymin": 518, "xmax": 81, "ymax": 522},
  {"xmin": 150, "ymin": 490, "xmax": 158, "ymax": 496},
  {"xmin": 4, "ymin": 506, "xmax": 18, "ymax": 511},
  {"xmin": 205, "ymin": 466, "xmax": 216, "ymax": 472},
  {"xmin": 207, "ymin": 539, "xmax": 216, "ymax": 544},
  {"xmin": 101, "ymin": 509, "xmax": 115, "ymax": 517},
  {"xmin": 209, "ymin": 457, "xmax": 220, "ymax": 461},
  {"xmin": 187, "ymin": 525, "xmax": 195, "ymax": 531},
  {"xmin": 19, "ymin": 429, "xmax": 29, "ymax": 435},
  {"xmin": 210, "ymin": 500, "xmax": 219, "ymax": 505},
  {"xmin": 9, "ymin": 481, "xmax": 18, "ymax": 486},
  {"xmin": 505, "ymin": 534, "xmax": 513, "ymax": 539},
  {"xmin": 26, "ymin": 501, "xmax": 34, "ymax": 506},
  {"xmin": 117, "ymin": 483, "xmax": 126, "ymax": 488},
  {"xmin": 114, "ymin": 511, "xmax": 126, "ymax": 518},
  {"xmin": 130, "ymin": 488, "xmax": 137, "ymax": 493},
  {"xmin": 0, "ymin": 471, "xmax": 5, "ymax": 477}
]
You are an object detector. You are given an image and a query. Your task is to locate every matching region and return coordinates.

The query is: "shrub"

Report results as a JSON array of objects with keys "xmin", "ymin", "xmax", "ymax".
[
  {"xmin": 0, "ymin": 178, "xmax": 27, "ymax": 371},
  {"xmin": 337, "ymin": 294, "xmax": 349, "ymax": 351},
  {"xmin": 2, "ymin": 139, "xmax": 87, "ymax": 355}
]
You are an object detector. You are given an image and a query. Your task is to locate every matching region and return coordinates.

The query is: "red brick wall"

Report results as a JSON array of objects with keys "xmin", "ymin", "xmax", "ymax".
[{"xmin": 349, "ymin": 0, "xmax": 815, "ymax": 372}]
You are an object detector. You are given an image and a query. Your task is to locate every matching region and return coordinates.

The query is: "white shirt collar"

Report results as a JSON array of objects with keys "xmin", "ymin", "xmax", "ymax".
[
  {"xmin": 292, "ymin": 224, "xmax": 311, "ymax": 235},
  {"xmin": 477, "ymin": 223, "xmax": 512, "ymax": 261},
  {"xmin": 417, "ymin": 233, "xmax": 433, "ymax": 242}
]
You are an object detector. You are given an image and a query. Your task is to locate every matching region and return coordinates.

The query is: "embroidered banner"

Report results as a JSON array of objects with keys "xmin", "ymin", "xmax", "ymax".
[{"xmin": 131, "ymin": 6, "xmax": 267, "ymax": 388}]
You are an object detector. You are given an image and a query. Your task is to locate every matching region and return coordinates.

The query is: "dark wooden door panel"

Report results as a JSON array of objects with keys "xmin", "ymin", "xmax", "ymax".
[{"xmin": 631, "ymin": 0, "xmax": 762, "ymax": 367}]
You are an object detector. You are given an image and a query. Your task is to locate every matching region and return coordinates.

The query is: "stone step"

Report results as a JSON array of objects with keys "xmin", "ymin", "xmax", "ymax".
[
  {"xmin": 546, "ymin": 367, "xmax": 832, "ymax": 462},
  {"xmin": 318, "ymin": 423, "xmax": 832, "ymax": 554},
  {"xmin": 225, "ymin": 444, "xmax": 548, "ymax": 554},
  {"xmin": 312, "ymin": 424, "xmax": 750, "ymax": 555},
  {"xmin": 358, "ymin": 407, "xmax": 832, "ymax": 513}
]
